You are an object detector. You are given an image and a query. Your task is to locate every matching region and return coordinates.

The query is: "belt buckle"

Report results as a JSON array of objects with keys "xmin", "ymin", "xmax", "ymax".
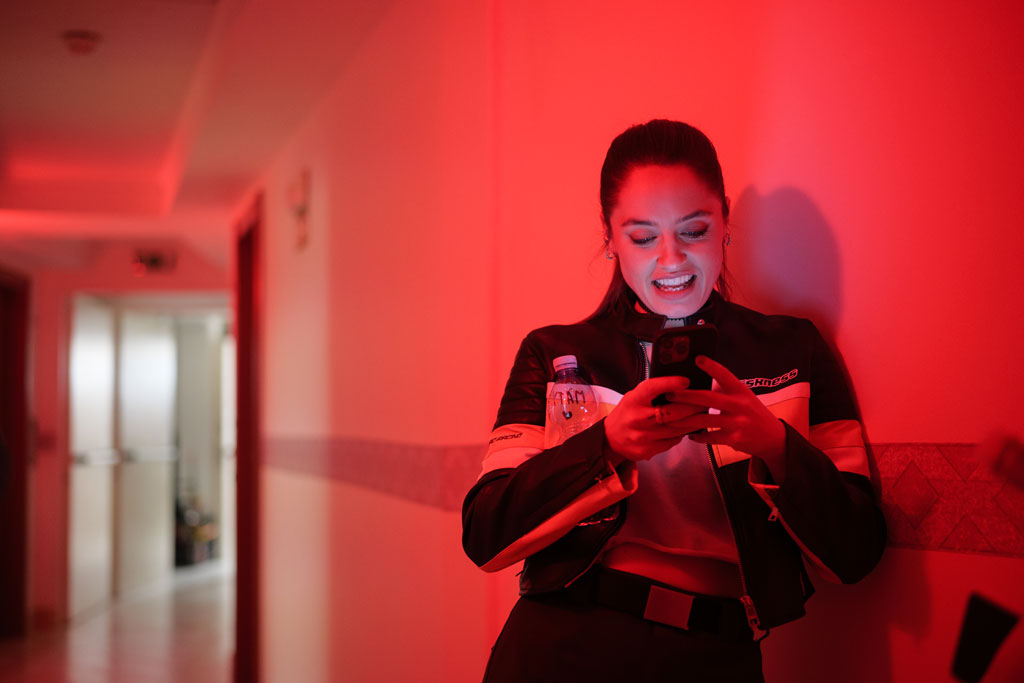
[{"xmin": 642, "ymin": 584, "xmax": 696, "ymax": 630}]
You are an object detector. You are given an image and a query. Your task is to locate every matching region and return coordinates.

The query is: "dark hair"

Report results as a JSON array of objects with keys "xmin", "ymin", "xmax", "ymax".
[{"xmin": 590, "ymin": 119, "xmax": 732, "ymax": 318}]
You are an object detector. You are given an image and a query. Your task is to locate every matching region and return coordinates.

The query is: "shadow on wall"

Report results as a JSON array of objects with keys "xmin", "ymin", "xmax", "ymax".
[
  {"xmin": 728, "ymin": 185, "xmax": 930, "ymax": 683},
  {"xmin": 731, "ymin": 185, "xmax": 889, "ymax": 488},
  {"xmin": 729, "ymin": 185, "xmax": 842, "ymax": 340}
]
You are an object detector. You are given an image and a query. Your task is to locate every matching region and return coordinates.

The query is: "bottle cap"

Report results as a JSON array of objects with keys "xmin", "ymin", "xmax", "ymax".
[{"xmin": 552, "ymin": 355, "xmax": 578, "ymax": 372}]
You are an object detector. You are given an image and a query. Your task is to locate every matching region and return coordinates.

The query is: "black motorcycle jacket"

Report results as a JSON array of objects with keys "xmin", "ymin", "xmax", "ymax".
[{"xmin": 462, "ymin": 289, "xmax": 886, "ymax": 631}]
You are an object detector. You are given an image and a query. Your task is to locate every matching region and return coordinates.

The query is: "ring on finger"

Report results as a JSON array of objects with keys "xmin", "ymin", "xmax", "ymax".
[{"xmin": 654, "ymin": 405, "xmax": 666, "ymax": 425}]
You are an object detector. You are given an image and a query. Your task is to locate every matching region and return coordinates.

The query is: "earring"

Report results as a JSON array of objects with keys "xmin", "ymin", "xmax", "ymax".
[
  {"xmin": 605, "ymin": 248, "xmax": 616, "ymax": 260},
  {"xmin": 725, "ymin": 233, "xmax": 732, "ymax": 247}
]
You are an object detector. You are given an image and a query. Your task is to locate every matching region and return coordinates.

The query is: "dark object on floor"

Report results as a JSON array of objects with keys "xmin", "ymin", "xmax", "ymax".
[{"xmin": 952, "ymin": 592, "xmax": 1019, "ymax": 682}]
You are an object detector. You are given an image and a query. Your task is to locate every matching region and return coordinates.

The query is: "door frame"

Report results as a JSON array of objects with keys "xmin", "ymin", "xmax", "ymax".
[
  {"xmin": 0, "ymin": 264, "xmax": 30, "ymax": 638},
  {"xmin": 234, "ymin": 195, "xmax": 263, "ymax": 682}
]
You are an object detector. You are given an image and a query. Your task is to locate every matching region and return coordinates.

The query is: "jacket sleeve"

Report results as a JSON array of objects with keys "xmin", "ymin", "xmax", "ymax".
[
  {"xmin": 746, "ymin": 321, "xmax": 887, "ymax": 584},
  {"xmin": 461, "ymin": 333, "xmax": 637, "ymax": 572}
]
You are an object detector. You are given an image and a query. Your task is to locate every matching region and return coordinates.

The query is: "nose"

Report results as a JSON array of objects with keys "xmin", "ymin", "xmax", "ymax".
[{"xmin": 658, "ymin": 237, "xmax": 686, "ymax": 269}]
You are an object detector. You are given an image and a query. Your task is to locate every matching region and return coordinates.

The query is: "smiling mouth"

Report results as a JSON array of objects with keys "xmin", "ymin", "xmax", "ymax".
[{"xmin": 653, "ymin": 275, "xmax": 696, "ymax": 292}]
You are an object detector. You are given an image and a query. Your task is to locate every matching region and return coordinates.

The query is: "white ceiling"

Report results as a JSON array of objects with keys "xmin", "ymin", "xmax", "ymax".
[{"xmin": 0, "ymin": 0, "xmax": 394, "ymax": 266}]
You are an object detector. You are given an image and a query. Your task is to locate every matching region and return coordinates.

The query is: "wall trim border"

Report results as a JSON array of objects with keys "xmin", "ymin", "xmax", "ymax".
[{"xmin": 263, "ymin": 437, "xmax": 1024, "ymax": 557}]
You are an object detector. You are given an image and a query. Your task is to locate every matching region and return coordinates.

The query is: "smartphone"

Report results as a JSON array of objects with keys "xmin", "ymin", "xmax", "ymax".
[{"xmin": 649, "ymin": 324, "xmax": 718, "ymax": 405}]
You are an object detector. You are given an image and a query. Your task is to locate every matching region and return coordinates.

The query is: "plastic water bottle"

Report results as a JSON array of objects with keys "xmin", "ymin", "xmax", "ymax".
[{"xmin": 546, "ymin": 355, "xmax": 599, "ymax": 446}]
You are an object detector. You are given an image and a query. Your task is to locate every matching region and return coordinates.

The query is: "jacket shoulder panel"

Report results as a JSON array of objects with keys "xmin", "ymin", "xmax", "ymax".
[{"xmin": 494, "ymin": 319, "xmax": 640, "ymax": 430}]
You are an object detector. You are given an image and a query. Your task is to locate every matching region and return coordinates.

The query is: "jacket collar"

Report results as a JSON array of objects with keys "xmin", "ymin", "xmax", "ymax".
[{"xmin": 612, "ymin": 288, "xmax": 722, "ymax": 342}]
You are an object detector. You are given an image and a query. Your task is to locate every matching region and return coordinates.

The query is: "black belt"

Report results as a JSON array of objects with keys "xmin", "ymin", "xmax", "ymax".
[{"xmin": 567, "ymin": 566, "xmax": 759, "ymax": 642}]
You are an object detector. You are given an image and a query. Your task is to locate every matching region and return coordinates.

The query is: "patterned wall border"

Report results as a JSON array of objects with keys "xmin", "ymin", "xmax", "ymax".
[
  {"xmin": 875, "ymin": 443, "xmax": 1023, "ymax": 557},
  {"xmin": 263, "ymin": 436, "xmax": 483, "ymax": 513},
  {"xmin": 263, "ymin": 437, "xmax": 1024, "ymax": 557}
]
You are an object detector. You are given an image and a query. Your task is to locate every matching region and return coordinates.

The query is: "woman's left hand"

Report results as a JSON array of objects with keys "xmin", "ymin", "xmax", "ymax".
[{"xmin": 672, "ymin": 355, "xmax": 787, "ymax": 481}]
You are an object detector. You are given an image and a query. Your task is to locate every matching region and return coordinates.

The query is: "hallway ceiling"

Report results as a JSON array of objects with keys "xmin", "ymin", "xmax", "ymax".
[{"xmin": 0, "ymin": 0, "xmax": 390, "ymax": 265}]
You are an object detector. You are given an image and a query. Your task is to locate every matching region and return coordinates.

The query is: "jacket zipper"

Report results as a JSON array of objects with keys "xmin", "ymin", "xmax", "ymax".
[
  {"xmin": 707, "ymin": 443, "xmax": 763, "ymax": 634},
  {"xmin": 642, "ymin": 338, "xmax": 763, "ymax": 633}
]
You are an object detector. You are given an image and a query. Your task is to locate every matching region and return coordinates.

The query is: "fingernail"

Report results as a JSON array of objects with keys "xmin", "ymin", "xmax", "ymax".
[
  {"xmin": 680, "ymin": 377, "xmax": 690, "ymax": 388},
  {"xmin": 695, "ymin": 355, "xmax": 707, "ymax": 367}
]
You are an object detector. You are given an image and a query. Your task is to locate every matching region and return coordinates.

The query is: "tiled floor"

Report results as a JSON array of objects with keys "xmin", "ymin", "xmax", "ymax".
[{"xmin": 0, "ymin": 561, "xmax": 234, "ymax": 683}]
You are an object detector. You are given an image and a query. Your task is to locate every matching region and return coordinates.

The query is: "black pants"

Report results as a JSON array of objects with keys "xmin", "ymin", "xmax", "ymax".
[{"xmin": 482, "ymin": 589, "xmax": 764, "ymax": 683}]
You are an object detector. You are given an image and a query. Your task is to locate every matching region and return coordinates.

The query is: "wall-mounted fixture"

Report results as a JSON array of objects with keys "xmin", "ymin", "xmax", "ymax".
[
  {"xmin": 288, "ymin": 167, "xmax": 311, "ymax": 250},
  {"xmin": 132, "ymin": 249, "xmax": 178, "ymax": 277}
]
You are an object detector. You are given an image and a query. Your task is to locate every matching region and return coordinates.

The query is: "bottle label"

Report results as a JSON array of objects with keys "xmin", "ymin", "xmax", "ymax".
[
  {"xmin": 550, "ymin": 388, "xmax": 589, "ymax": 414},
  {"xmin": 545, "ymin": 384, "xmax": 599, "ymax": 448}
]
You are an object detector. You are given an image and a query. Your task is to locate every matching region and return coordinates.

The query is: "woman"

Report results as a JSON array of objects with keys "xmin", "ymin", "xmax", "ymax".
[{"xmin": 462, "ymin": 119, "xmax": 886, "ymax": 682}]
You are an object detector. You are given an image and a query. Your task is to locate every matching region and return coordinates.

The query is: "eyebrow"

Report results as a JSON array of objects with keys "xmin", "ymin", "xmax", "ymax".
[{"xmin": 620, "ymin": 210, "xmax": 711, "ymax": 227}]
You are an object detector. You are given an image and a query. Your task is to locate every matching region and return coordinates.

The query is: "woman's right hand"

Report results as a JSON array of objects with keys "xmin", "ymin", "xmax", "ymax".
[{"xmin": 604, "ymin": 376, "xmax": 703, "ymax": 462}]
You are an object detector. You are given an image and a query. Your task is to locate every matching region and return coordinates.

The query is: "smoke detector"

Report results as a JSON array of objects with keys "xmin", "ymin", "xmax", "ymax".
[{"xmin": 132, "ymin": 249, "xmax": 178, "ymax": 276}]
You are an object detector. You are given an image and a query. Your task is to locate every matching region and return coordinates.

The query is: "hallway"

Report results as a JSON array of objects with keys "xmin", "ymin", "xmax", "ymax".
[
  {"xmin": 0, "ymin": 562, "xmax": 233, "ymax": 683},
  {"xmin": 2, "ymin": 1, "xmax": 1024, "ymax": 680}
]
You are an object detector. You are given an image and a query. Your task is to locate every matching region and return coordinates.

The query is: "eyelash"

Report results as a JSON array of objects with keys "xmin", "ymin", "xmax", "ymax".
[{"xmin": 630, "ymin": 228, "xmax": 708, "ymax": 245}]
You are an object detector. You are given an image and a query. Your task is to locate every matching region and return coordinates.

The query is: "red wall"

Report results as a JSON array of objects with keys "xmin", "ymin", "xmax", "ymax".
[
  {"xmin": 255, "ymin": 1, "xmax": 1024, "ymax": 681},
  {"xmin": 8, "ymin": 0, "xmax": 1022, "ymax": 680}
]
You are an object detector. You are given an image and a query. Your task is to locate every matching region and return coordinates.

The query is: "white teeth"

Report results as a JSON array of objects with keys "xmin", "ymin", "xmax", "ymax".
[{"xmin": 654, "ymin": 275, "xmax": 695, "ymax": 289}]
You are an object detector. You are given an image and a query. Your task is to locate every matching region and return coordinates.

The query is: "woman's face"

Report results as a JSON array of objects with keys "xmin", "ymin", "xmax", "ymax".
[{"xmin": 607, "ymin": 164, "xmax": 726, "ymax": 319}]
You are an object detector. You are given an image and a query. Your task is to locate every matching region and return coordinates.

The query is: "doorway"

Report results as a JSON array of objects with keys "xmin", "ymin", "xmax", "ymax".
[{"xmin": 67, "ymin": 294, "xmax": 235, "ymax": 618}]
